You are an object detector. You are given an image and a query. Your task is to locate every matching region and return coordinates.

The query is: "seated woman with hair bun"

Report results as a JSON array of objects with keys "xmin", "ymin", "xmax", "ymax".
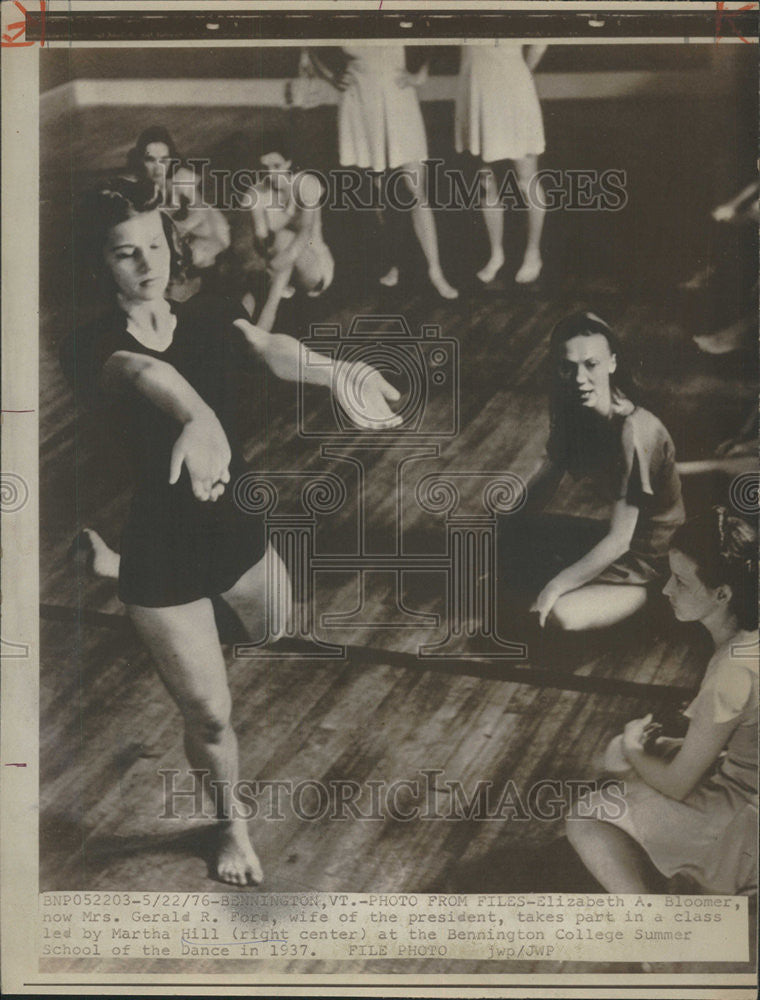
[
  {"xmin": 502, "ymin": 311, "xmax": 685, "ymax": 632},
  {"xmin": 566, "ymin": 508, "xmax": 758, "ymax": 895}
]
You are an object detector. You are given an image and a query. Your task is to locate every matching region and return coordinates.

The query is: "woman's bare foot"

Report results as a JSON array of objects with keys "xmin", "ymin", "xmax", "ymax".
[
  {"xmin": 515, "ymin": 252, "xmax": 542, "ymax": 285},
  {"xmin": 428, "ymin": 266, "xmax": 459, "ymax": 300},
  {"xmin": 476, "ymin": 249, "xmax": 505, "ymax": 284},
  {"xmin": 281, "ymin": 284, "xmax": 296, "ymax": 300},
  {"xmin": 379, "ymin": 266, "xmax": 399, "ymax": 288},
  {"xmin": 216, "ymin": 821, "xmax": 263, "ymax": 886},
  {"xmin": 693, "ymin": 315, "xmax": 754, "ymax": 355},
  {"xmin": 678, "ymin": 263, "xmax": 715, "ymax": 291},
  {"xmin": 70, "ymin": 529, "xmax": 120, "ymax": 579}
]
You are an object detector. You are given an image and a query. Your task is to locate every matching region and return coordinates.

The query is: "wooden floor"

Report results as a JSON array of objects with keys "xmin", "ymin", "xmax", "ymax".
[{"xmin": 38, "ymin": 94, "xmax": 758, "ymax": 975}]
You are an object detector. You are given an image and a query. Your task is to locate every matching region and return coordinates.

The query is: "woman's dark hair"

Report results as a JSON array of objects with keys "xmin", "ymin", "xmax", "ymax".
[
  {"xmin": 74, "ymin": 176, "xmax": 189, "ymax": 306},
  {"xmin": 670, "ymin": 507, "xmax": 758, "ymax": 631},
  {"xmin": 126, "ymin": 125, "xmax": 181, "ymax": 179},
  {"xmin": 547, "ymin": 311, "xmax": 639, "ymax": 469}
]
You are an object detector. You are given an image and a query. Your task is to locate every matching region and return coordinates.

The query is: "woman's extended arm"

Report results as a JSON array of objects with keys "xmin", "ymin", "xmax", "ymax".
[
  {"xmin": 532, "ymin": 498, "xmax": 639, "ymax": 625},
  {"xmin": 101, "ymin": 351, "xmax": 231, "ymax": 501},
  {"xmin": 232, "ymin": 319, "xmax": 402, "ymax": 429},
  {"xmin": 621, "ymin": 705, "xmax": 738, "ymax": 801}
]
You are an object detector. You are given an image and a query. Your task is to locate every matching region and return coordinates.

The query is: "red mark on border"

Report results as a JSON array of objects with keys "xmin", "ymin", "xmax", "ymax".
[
  {"xmin": 715, "ymin": 1, "xmax": 758, "ymax": 42},
  {"xmin": 1, "ymin": 0, "xmax": 45, "ymax": 48},
  {"xmin": 4, "ymin": 762, "xmax": 28, "ymax": 768}
]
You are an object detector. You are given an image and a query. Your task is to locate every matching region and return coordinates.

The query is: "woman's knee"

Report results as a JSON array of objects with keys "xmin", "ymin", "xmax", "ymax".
[
  {"xmin": 547, "ymin": 597, "xmax": 582, "ymax": 631},
  {"xmin": 181, "ymin": 690, "xmax": 232, "ymax": 743},
  {"xmin": 401, "ymin": 163, "xmax": 426, "ymax": 200}
]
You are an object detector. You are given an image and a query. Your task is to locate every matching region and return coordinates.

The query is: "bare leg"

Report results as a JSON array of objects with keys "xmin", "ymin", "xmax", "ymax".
[
  {"xmin": 548, "ymin": 583, "xmax": 648, "ymax": 631},
  {"xmin": 128, "ymin": 599, "xmax": 263, "ymax": 886},
  {"xmin": 513, "ymin": 154, "xmax": 544, "ymax": 284},
  {"xmin": 477, "ymin": 166, "xmax": 505, "ymax": 283},
  {"xmin": 402, "ymin": 162, "xmax": 458, "ymax": 299},
  {"xmin": 221, "ymin": 541, "xmax": 293, "ymax": 645},
  {"xmin": 566, "ymin": 812, "xmax": 659, "ymax": 893},
  {"xmin": 257, "ymin": 230, "xmax": 297, "ymax": 332}
]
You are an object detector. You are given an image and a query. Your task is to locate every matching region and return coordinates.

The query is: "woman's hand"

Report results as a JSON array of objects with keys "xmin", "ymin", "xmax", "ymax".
[
  {"xmin": 622, "ymin": 714, "xmax": 653, "ymax": 760},
  {"xmin": 397, "ymin": 66, "xmax": 428, "ymax": 89},
  {"xmin": 334, "ymin": 360, "xmax": 402, "ymax": 430},
  {"xmin": 169, "ymin": 410, "xmax": 231, "ymax": 502},
  {"xmin": 332, "ymin": 70, "xmax": 353, "ymax": 91},
  {"xmin": 530, "ymin": 581, "xmax": 563, "ymax": 628}
]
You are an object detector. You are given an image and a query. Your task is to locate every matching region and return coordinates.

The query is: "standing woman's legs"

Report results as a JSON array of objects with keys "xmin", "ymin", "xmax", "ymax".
[
  {"xmin": 477, "ymin": 165, "xmax": 506, "ymax": 283},
  {"xmin": 513, "ymin": 153, "xmax": 545, "ymax": 284},
  {"xmin": 401, "ymin": 161, "xmax": 459, "ymax": 299},
  {"xmin": 375, "ymin": 174, "xmax": 400, "ymax": 287},
  {"xmin": 128, "ymin": 599, "xmax": 263, "ymax": 886}
]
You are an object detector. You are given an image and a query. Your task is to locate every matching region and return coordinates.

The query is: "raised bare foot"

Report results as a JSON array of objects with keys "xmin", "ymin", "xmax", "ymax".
[
  {"xmin": 379, "ymin": 266, "xmax": 399, "ymax": 287},
  {"xmin": 428, "ymin": 267, "xmax": 459, "ymax": 300},
  {"xmin": 70, "ymin": 529, "xmax": 120, "ymax": 578},
  {"xmin": 515, "ymin": 253, "xmax": 542, "ymax": 285},
  {"xmin": 216, "ymin": 821, "xmax": 263, "ymax": 886},
  {"xmin": 693, "ymin": 316, "xmax": 753, "ymax": 355},
  {"xmin": 476, "ymin": 249, "xmax": 505, "ymax": 284}
]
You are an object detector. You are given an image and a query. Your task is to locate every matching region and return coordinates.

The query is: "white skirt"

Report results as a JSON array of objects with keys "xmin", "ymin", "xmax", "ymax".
[
  {"xmin": 339, "ymin": 45, "xmax": 428, "ymax": 171},
  {"xmin": 455, "ymin": 43, "xmax": 545, "ymax": 163}
]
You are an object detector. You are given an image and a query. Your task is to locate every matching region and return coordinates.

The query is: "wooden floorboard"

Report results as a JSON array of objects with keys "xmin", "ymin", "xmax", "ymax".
[{"xmin": 37, "ymin": 94, "xmax": 757, "ymax": 977}]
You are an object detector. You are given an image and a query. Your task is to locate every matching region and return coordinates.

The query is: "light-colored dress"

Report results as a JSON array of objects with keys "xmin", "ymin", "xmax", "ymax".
[
  {"xmin": 455, "ymin": 43, "xmax": 545, "ymax": 163},
  {"xmin": 599, "ymin": 632, "xmax": 759, "ymax": 894},
  {"xmin": 339, "ymin": 45, "xmax": 428, "ymax": 171}
]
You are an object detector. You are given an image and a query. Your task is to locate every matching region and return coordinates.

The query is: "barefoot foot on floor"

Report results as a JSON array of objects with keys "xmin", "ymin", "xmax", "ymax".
[
  {"xmin": 428, "ymin": 266, "xmax": 459, "ymax": 299},
  {"xmin": 216, "ymin": 822, "xmax": 263, "ymax": 887},
  {"xmin": 379, "ymin": 266, "xmax": 399, "ymax": 287},
  {"xmin": 515, "ymin": 253, "xmax": 542, "ymax": 285},
  {"xmin": 476, "ymin": 250, "xmax": 505, "ymax": 284}
]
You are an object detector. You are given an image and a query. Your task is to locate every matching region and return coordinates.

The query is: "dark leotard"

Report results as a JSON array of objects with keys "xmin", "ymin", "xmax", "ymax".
[{"xmin": 61, "ymin": 294, "xmax": 266, "ymax": 607}]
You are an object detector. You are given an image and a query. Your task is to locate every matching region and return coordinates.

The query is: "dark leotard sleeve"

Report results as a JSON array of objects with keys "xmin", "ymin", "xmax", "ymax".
[{"xmin": 59, "ymin": 313, "xmax": 130, "ymax": 407}]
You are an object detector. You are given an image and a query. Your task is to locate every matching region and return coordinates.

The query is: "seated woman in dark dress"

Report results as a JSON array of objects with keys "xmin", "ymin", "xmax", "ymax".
[
  {"xmin": 502, "ymin": 312, "xmax": 685, "ymax": 631},
  {"xmin": 62, "ymin": 177, "xmax": 401, "ymax": 885}
]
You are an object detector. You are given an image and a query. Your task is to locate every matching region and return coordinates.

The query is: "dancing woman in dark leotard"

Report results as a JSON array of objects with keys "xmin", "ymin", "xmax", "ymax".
[{"xmin": 62, "ymin": 177, "xmax": 401, "ymax": 885}]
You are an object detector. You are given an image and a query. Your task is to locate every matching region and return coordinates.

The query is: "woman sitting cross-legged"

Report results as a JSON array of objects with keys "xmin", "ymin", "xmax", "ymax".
[{"xmin": 566, "ymin": 508, "xmax": 758, "ymax": 895}]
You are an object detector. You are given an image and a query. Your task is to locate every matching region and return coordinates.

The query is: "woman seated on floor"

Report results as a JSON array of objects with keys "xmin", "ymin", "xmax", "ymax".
[
  {"xmin": 127, "ymin": 125, "xmax": 231, "ymax": 300},
  {"xmin": 247, "ymin": 130, "xmax": 335, "ymax": 331},
  {"xmin": 566, "ymin": 508, "xmax": 758, "ymax": 895},
  {"xmin": 501, "ymin": 311, "xmax": 685, "ymax": 631}
]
